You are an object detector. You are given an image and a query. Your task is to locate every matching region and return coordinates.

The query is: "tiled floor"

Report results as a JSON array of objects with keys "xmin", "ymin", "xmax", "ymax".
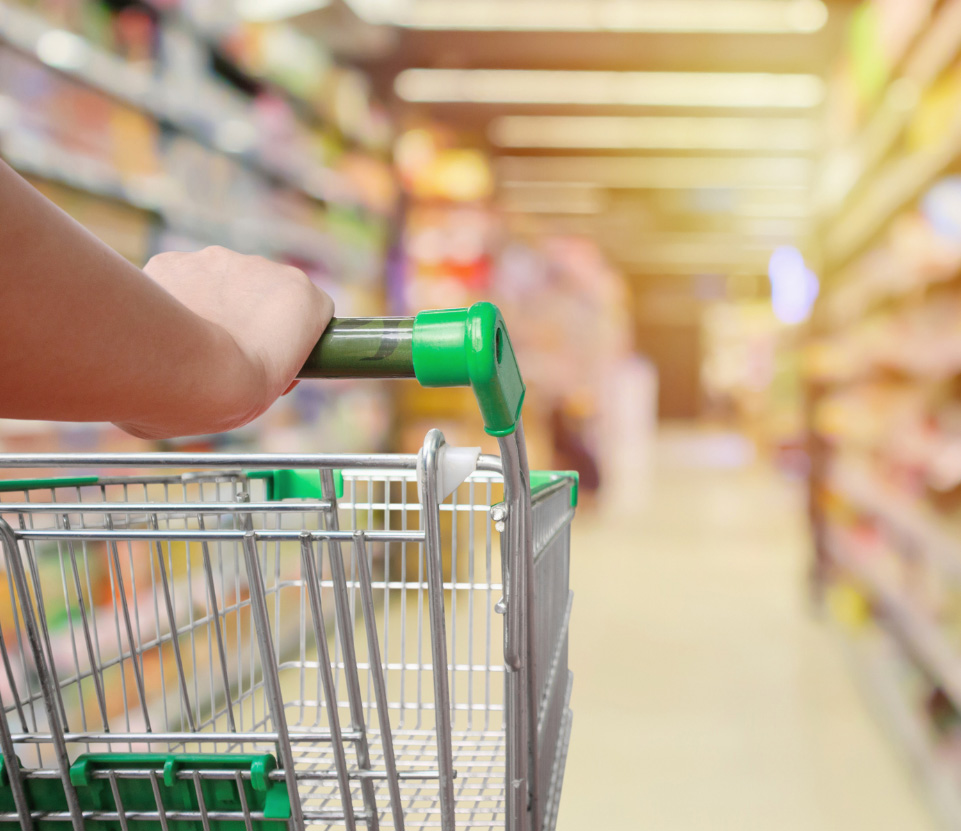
[{"xmin": 557, "ymin": 429, "xmax": 936, "ymax": 831}]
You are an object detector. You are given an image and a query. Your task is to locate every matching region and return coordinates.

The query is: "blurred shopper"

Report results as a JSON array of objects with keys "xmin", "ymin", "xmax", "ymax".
[{"xmin": 550, "ymin": 401, "xmax": 600, "ymax": 504}]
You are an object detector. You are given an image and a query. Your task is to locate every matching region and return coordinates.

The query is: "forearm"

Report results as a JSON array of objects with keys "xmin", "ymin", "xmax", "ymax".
[{"xmin": 0, "ymin": 160, "xmax": 257, "ymax": 433}]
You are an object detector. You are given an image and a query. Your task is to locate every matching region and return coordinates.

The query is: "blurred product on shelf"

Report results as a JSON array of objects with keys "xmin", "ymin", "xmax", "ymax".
[
  {"xmin": 702, "ymin": 299, "xmax": 805, "ymax": 459},
  {"xmin": 810, "ymin": 1, "xmax": 961, "ymax": 825},
  {"xmin": 391, "ymin": 125, "xmax": 640, "ymax": 501},
  {"xmin": 0, "ymin": 0, "xmax": 397, "ymax": 453}
]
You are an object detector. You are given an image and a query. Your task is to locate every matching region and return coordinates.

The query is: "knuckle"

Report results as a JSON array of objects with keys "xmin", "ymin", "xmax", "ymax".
[{"xmin": 143, "ymin": 251, "xmax": 178, "ymax": 271}]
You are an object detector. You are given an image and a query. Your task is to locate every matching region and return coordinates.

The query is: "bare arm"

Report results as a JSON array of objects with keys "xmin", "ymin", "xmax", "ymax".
[{"xmin": 0, "ymin": 159, "xmax": 333, "ymax": 438}]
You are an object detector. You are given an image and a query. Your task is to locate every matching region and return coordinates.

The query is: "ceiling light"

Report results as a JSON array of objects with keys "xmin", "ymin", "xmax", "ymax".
[
  {"xmin": 500, "ymin": 188, "xmax": 607, "ymax": 214},
  {"xmin": 395, "ymin": 69, "xmax": 825, "ymax": 109},
  {"xmin": 397, "ymin": 0, "xmax": 828, "ymax": 33},
  {"xmin": 237, "ymin": 0, "xmax": 331, "ymax": 21},
  {"xmin": 489, "ymin": 115, "xmax": 818, "ymax": 151},
  {"xmin": 495, "ymin": 157, "xmax": 813, "ymax": 189},
  {"xmin": 735, "ymin": 201, "xmax": 811, "ymax": 218}
]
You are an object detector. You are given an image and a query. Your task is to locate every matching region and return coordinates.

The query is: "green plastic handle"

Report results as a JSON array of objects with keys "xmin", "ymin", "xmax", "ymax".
[{"xmin": 299, "ymin": 303, "xmax": 525, "ymax": 436}]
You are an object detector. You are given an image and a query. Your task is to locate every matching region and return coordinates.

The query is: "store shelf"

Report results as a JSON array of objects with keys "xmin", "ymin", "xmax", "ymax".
[
  {"xmin": 828, "ymin": 529, "xmax": 961, "ymax": 713},
  {"xmin": 0, "ymin": 129, "xmax": 346, "ymax": 265},
  {"xmin": 830, "ymin": 461, "xmax": 961, "ymax": 582},
  {"xmin": 0, "ymin": 2, "xmax": 338, "ymax": 208},
  {"xmin": 822, "ymin": 1, "xmax": 961, "ymax": 268},
  {"xmin": 142, "ymin": 0, "xmax": 380, "ymax": 157},
  {"xmin": 825, "ymin": 131, "xmax": 961, "ymax": 268},
  {"xmin": 839, "ymin": 626, "xmax": 961, "ymax": 829}
]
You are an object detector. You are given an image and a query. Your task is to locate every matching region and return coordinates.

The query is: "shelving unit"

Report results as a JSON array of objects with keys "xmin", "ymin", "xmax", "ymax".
[
  {"xmin": 810, "ymin": 1, "xmax": 961, "ymax": 820},
  {"xmin": 839, "ymin": 626, "xmax": 961, "ymax": 829},
  {"xmin": 0, "ymin": 0, "xmax": 397, "ymax": 453},
  {"xmin": 0, "ymin": 0, "xmax": 393, "ymax": 262},
  {"xmin": 821, "ymin": 0, "xmax": 961, "ymax": 267}
]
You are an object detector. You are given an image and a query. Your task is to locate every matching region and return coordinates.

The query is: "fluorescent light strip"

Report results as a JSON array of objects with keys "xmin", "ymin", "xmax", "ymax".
[
  {"xmin": 238, "ymin": 0, "xmax": 331, "ymax": 20},
  {"xmin": 490, "ymin": 115, "xmax": 818, "ymax": 151},
  {"xmin": 501, "ymin": 201, "xmax": 605, "ymax": 215},
  {"xmin": 399, "ymin": 0, "xmax": 828, "ymax": 34},
  {"xmin": 395, "ymin": 69, "xmax": 825, "ymax": 109},
  {"xmin": 495, "ymin": 157, "xmax": 813, "ymax": 189}
]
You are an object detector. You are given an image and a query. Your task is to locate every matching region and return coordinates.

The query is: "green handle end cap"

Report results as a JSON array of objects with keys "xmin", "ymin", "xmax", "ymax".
[{"xmin": 412, "ymin": 302, "xmax": 526, "ymax": 436}]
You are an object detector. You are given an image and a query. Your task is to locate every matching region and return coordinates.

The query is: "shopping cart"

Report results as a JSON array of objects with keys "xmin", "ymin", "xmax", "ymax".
[{"xmin": 0, "ymin": 303, "xmax": 576, "ymax": 831}]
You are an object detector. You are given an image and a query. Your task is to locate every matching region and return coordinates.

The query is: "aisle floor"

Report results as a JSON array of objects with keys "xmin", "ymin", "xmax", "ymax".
[{"xmin": 557, "ymin": 429, "xmax": 937, "ymax": 831}]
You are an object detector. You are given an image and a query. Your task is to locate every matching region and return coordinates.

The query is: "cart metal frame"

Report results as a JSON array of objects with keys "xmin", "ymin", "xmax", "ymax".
[{"xmin": 0, "ymin": 303, "xmax": 576, "ymax": 831}]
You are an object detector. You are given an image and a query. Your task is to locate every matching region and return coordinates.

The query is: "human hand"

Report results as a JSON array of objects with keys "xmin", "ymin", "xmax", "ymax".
[{"xmin": 115, "ymin": 246, "xmax": 333, "ymax": 439}]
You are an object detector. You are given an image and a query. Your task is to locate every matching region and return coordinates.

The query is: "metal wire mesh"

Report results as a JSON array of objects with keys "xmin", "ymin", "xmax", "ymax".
[{"xmin": 0, "ymin": 454, "xmax": 573, "ymax": 830}]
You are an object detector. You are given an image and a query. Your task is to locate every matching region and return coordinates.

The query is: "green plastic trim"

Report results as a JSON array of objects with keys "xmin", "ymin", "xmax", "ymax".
[
  {"xmin": 412, "ymin": 302, "xmax": 526, "ymax": 437},
  {"xmin": 0, "ymin": 753, "xmax": 291, "ymax": 828},
  {"xmin": 0, "ymin": 475, "xmax": 98, "ymax": 493},
  {"xmin": 530, "ymin": 470, "xmax": 579, "ymax": 508},
  {"xmin": 246, "ymin": 469, "xmax": 344, "ymax": 501}
]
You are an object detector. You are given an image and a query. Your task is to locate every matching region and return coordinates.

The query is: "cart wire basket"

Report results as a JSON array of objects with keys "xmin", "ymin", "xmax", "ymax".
[{"xmin": 0, "ymin": 303, "xmax": 576, "ymax": 831}]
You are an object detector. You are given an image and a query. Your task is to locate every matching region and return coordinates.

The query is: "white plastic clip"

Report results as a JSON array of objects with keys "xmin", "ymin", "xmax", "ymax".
[{"xmin": 419, "ymin": 444, "xmax": 481, "ymax": 503}]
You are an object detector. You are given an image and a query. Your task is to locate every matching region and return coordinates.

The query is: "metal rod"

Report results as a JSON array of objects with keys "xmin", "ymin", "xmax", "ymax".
[
  {"xmin": 199, "ymin": 515, "xmax": 237, "ymax": 733},
  {"xmin": 150, "ymin": 514, "xmax": 196, "ymax": 733},
  {"xmin": 300, "ymin": 533, "xmax": 357, "ymax": 831},
  {"xmin": 0, "ymin": 452, "xmax": 420, "ymax": 469},
  {"xmin": 13, "ymin": 529, "xmax": 424, "ymax": 543},
  {"xmin": 10, "ymin": 730, "xmax": 363, "ymax": 743},
  {"xmin": 0, "ymin": 683, "xmax": 34, "ymax": 831},
  {"xmin": 418, "ymin": 430, "xmax": 457, "ymax": 831},
  {"xmin": 3, "ymin": 501, "xmax": 333, "ymax": 514},
  {"xmin": 241, "ymin": 531, "xmax": 306, "ymax": 830},
  {"xmin": 0, "ymin": 519, "xmax": 85, "ymax": 831},
  {"xmin": 353, "ymin": 531, "xmax": 406, "ymax": 831},
  {"xmin": 321, "ymin": 469, "xmax": 381, "ymax": 831},
  {"xmin": 497, "ymin": 421, "xmax": 535, "ymax": 831},
  {"xmin": 63, "ymin": 518, "xmax": 110, "ymax": 729},
  {"xmin": 106, "ymin": 516, "xmax": 153, "ymax": 733}
]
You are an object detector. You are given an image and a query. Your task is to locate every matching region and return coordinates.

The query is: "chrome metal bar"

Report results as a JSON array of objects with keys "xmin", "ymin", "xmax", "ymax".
[
  {"xmin": 18, "ymin": 767, "xmax": 444, "ymax": 783},
  {"xmin": 198, "ymin": 516, "xmax": 237, "ymax": 733},
  {"xmin": 10, "ymin": 730, "xmax": 363, "ymax": 743},
  {"xmin": 0, "ymin": 452, "xmax": 418, "ymax": 469},
  {"xmin": 233, "ymin": 769, "xmax": 255, "ymax": 831},
  {"xmin": 354, "ymin": 531, "xmax": 406, "ymax": 831},
  {"xmin": 418, "ymin": 430, "xmax": 456, "ymax": 831},
  {"xmin": 0, "ymin": 519, "xmax": 85, "ymax": 831},
  {"xmin": 13, "ymin": 529, "xmax": 424, "ymax": 543},
  {"xmin": 148, "ymin": 769, "xmax": 171, "ymax": 831},
  {"xmin": 241, "ymin": 531, "xmax": 305, "ymax": 830},
  {"xmin": 300, "ymin": 533, "xmax": 357, "ymax": 831},
  {"xmin": 0, "ymin": 809, "xmax": 368, "ymax": 822},
  {"xmin": 150, "ymin": 514, "xmax": 196, "ymax": 732},
  {"xmin": 63, "ymin": 518, "xmax": 110, "ymax": 728},
  {"xmin": 497, "ymin": 421, "xmax": 534, "ymax": 831},
  {"xmin": 2, "ymin": 501, "xmax": 333, "ymax": 514},
  {"xmin": 192, "ymin": 770, "xmax": 214, "ymax": 831},
  {"xmin": 23, "ymin": 538, "xmax": 71, "ymax": 729},
  {"xmin": 321, "ymin": 468, "xmax": 381, "ymax": 831},
  {"xmin": 108, "ymin": 770, "xmax": 132, "ymax": 831},
  {"xmin": 105, "ymin": 516, "xmax": 153, "ymax": 733},
  {"xmin": 0, "ymin": 690, "xmax": 34, "ymax": 831}
]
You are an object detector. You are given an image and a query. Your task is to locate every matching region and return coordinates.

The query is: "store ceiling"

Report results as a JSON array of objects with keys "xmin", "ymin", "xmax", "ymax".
[{"xmin": 299, "ymin": 0, "xmax": 859, "ymax": 281}]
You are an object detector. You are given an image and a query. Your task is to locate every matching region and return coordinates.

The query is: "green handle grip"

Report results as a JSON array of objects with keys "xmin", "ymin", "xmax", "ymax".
[
  {"xmin": 299, "ymin": 317, "xmax": 416, "ymax": 379},
  {"xmin": 298, "ymin": 302, "xmax": 525, "ymax": 436}
]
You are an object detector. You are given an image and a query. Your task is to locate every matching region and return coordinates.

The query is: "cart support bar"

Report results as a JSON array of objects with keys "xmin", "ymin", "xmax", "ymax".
[{"xmin": 299, "ymin": 302, "xmax": 526, "ymax": 437}]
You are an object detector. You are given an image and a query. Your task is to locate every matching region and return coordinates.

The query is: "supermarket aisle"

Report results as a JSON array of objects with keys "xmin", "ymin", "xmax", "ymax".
[{"xmin": 557, "ymin": 429, "xmax": 935, "ymax": 831}]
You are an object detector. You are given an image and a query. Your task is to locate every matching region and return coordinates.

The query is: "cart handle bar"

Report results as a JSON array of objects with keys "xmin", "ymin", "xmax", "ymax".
[{"xmin": 298, "ymin": 302, "xmax": 525, "ymax": 437}]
